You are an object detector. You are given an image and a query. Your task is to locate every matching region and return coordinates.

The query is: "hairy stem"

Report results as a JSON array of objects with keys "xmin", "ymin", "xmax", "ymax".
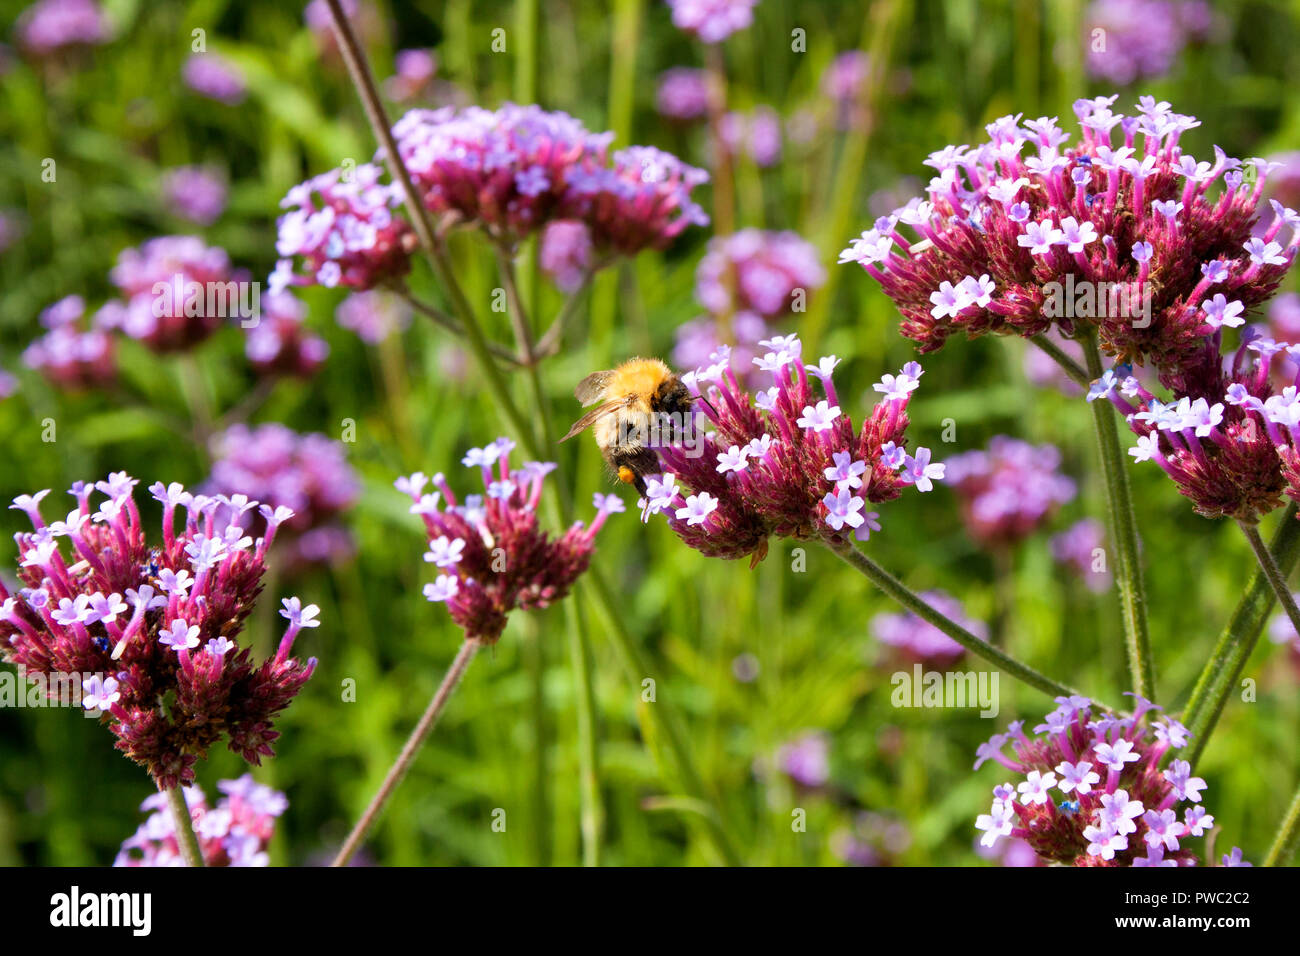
[
  {"xmin": 164, "ymin": 785, "xmax": 204, "ymax": 867},
  {"xmin": 1030, "ymin": 333, "xmax": 1090, "ymax": 388},
  {"xmin": 332, "ymin": 639, "xmax": 480, "ymax": 867},
  {"xmin": 393, "ymin": 285, "xmax": 523, "ymax": 365},
  {"xmin": 1264, "ymin": 780, "xmax": 1300, "ymax": 867},
  {"xmin": 1239, "ymin": 519, "xmax": 1300, "ymax": 638},
  {"xmin": 1182, "ymin": 502, "xmax": 1300, "ymax": 767},
  {"xmin": 1083, "ymin": 330, "xmax": 1153, "ymax": 700},
  {"xmin": 828, "ymin": 539, "xmax": 1089, "ymax": 701}
]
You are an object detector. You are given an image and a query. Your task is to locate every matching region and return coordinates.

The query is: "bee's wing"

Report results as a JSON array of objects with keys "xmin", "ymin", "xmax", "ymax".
[
  {"xmin": 560, "ymin": 400, "xmax": 622, "ymax": 443},
  {"xmin": 575, "ymin": 371, "xmax": 613, "ymax": 407}
]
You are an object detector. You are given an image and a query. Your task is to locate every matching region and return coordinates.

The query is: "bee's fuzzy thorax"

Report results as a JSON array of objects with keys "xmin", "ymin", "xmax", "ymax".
[{"xmin": 609, "ymin": 358, "xmax": 673, "ymax": 411}]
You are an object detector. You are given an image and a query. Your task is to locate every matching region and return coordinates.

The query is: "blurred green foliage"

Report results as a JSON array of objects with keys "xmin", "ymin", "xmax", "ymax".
[{"xmin": 1, "ymin": 0, "xmax": 1299, "ymax": 866}]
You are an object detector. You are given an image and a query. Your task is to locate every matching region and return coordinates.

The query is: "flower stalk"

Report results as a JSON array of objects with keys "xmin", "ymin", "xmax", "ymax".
[
  {"xmin": 1083, "ymin": 330, "xmax": 1154, "ymax": 700},
  {"xmin": 164, "ymin": 785, "xmax": 205, "ymax": 868},
  {"xmin": 332, "ymin": 639, "xmax": 480, "ymax": 867}
]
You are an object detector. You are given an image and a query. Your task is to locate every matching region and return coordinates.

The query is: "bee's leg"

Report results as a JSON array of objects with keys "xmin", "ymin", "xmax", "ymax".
[{"xmin": 611, "ymin": 447, "xmax": 657, "ymax": 495}]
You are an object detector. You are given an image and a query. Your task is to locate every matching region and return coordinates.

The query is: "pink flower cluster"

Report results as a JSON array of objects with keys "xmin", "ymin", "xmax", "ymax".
[
  {"xmin": 840, "ymin": 96, "xmax": 1300, "ymax": 393},
  {"xmin": 272, "ymin": 163, "xmax": 416, "ymax": 294},
  {"xmin": 944, "ymin": 436, "xmax": 1077, "ymax": 547},
  {"xmin": 391, "ymin": 104, "xmax": 708, "ymax": 252},
  {"xmin": 397, "ymin": 440, "xmax": 620, "ymax": 643},
  {"xmin": 0, "ymin": 474, "xmax": 318, "ymax": 789},
  {"xmin": 871, "ymin": 590, "xmax": 978, "ymax": 668},
  {"xmin": 103, "ymin": 235, "xmax": 246, "ymax": 352},
  {"xmin": 206, "ymin": 423, "xmax": 360, "ymax": 569},
  {"xmin": 640, "ymin": 334, "xmax": 942, "ymax": 564},
  {"xmin": 22, "ymin": 295, "xmax": 116, "ymax": 390},
  {"xmin": 696, "ymin": 229, "xmax": 826, "ymax": 320},
  {"xmin": 115, "ymin": 774, "xmax": 287, "ymax": 867},
  {"xmin": 244, "ymin": 292, "xmax": 330, "ymax": 379},
  {"xmin": 974, "ymin": 695, "xmax": 1237, "ymax": 866}
]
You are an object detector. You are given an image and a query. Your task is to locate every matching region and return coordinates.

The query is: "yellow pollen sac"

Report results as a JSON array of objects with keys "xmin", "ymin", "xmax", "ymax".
[{"xmin": 617, "ymin": 466, "xmax": 637, "ymax": 485}]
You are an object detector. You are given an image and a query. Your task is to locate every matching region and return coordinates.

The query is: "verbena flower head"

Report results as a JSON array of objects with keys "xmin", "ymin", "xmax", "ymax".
[
  {"xmin": 104, "ymin": 235, "xmax": 244, "ymax": 352},
  {"xmin": 16, "ymin": 0, "xmax": 108, "ymax": 56},
  {"xmin": 1083, "ymin": 0, "xmax": 1212, "ymax": 84},
  {"xmin": 539, "ymin": 220, "xmax": 593, "ymax": 293},
  {"xmin": 334, "ymin": 289, "xmax": 412, "ymax": 344},
  {"xmin": 162, "ymin": 166, "xmax": 228, "ymax": 226},
  {"xmin": 974, "ymin": 694, "xmax": 1220, "ymax": 866},
  {"xmin": 718, "ymin": 108, "xmax": 783, "ymax": 168},
  {"xmin": 1051, "ymin": 518, "xmax": 1113, "ymax": 592},
  {"xmin": 696, "ymin": 229, "xmax": 826, "ymax": 319},
  {"xmin": 114, "ymin": 774, "xmax": 286, "ymax": 867},
  {"xmin": 22, "ymin": 295, "xmax": 116, "ymax": 390},
  {"xmin": 1091, "ymin": 342, "xmax": 1291, "ymax": 521},
  {"xmin": 272, "ymin": 164, "xmax": 415, "ymax": 293},
  {"xmin": 384, "ymin": 48, "xmax": 437, "ymax": 102},
  {"xmin": 0, "ymin": 475, "xmax": 318, "ymax": 789},
  {"xmin": 871, "ymin": 590, "xmax": 976, "ymax": 667},
  {"xmin": 398, "ymin": 441, "xmax": 616, "ymax": 643},
  {"xmin": 181, "ymin": 52, "xmax": 247, "ymax": 105},
  {"xmin": 665, "ymin": 0, "xmax": 758, "ymax": 44},
  {"xmin": 563, "ymin": 144, "xmax": 710, "ymax": 254},
  {"xmin": 673, "ymin": 311, "xmax": 768, "ymax": 390},
  {"xmin": 945, "ymin": 436, "xmax": 1076, "ymax": 547},
  {"xmin": 771, "ymin": 731, "xmax": 830, "ymax": 789},
  {"xmin": 393, "ymin": 103, "xmax": 612, "ymax": 241},
  {"xmin": 244, "ymin": 292, "xmax": 329, "ymax": 379},
  {"xmin": 206, "ymin": 424, "xmax": 359, "ymax": 569},
  {"xmin": 656, "ymin": 67, "xmax": 710, "ymax": 121},
  {"xmin": 639, "ymin": 334, "xmax": 940, "ymax": 564},
  {"xmin": 840, "ymin": 96, "xmax": 1300, "ymax": 389}
]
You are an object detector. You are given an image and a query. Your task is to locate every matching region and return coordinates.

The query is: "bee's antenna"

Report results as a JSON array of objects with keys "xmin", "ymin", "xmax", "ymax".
[{"xmin": 691, "ymin": 393, "xmax": 720, "ymax": 417}]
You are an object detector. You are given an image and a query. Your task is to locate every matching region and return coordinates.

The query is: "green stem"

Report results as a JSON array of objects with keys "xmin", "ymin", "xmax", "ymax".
[
  {"xmin": 1264, "ymin": 781, "xmax": 1300, "ymax": 867},
  {"xmin": 827, "ymin": 539, "xmax": 1087, "ymax": 701},
  {"xmin": 1239, "ymin": 519, "xmax": 1300, "ymax": 638},
  {"xmin": 1030, "ymin": 333, "xmax": 1090, "ymax": 388},
  {"xmin": 535, "ymin": 271, "xmax": 594, "ymax": 357},
  {"xmin": 1083, "ymin": 330, "xmax": 1153, "ymax": 700},
  {"xmin": 332, "ymin": 639, "xmax": 480, "ymax": 867},
  {"xmin": 164, "ymin": 785, "xmax": 204, "ymax": 867},
  {"xmin": 1182, "ymin": 502, "xmax": 1300, "ymax": 767}
]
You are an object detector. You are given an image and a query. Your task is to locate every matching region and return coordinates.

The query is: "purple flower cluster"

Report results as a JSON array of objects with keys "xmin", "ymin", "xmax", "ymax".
[
  {"xmin": 397, "ymin": 440, "xmax": 618, "ymax": 644},
  {"xmin": 944, "ymin": 437, "xmax": 1077, "ymax": 547},
  {"xmin": 162, "ymin": 166, "xmax": 228, "ymax": 226},
  {"xmin": 181, "ymin": 52, "xmax": 247, "ymax": 105},
  {"xmin": 639, "ymin": 334, "xmax": 942, "ymax": 564},
  {"xmin": 871, "ymin": 590, "xmax": 976, "ymax": 667},
  {"xmin": 272, "ymin": 164, "xmax": 416, "ymax": 294},
  {"xmin": 384, "ymin": 48, "xmax": 437, "ymax": 102},
  {"xmin": 1084, "ymin": 0, "xmax": 1211, "ymax": 85},
  {"xmin": 539, "ymin": 220, "xmax": 593, "ymax": 293},
  {"xmin": 840, "ymin": 96, "xmax": 1300, "ymax": 391},
  {"xmin": 718, "ymin": 107, "xmax": 783, "ymax": 167},
  {"xmin": 973, "ymin": 694, "xmax": 1237, "ymax": 866},
  {"xmin": 15, "ymin": 0, "xmax": 108, "ymax": 56},
  {"xmin": 831, "ymin": 812, "xmax": 912, "ymax": 866},
  {"xmin": 334, "ymin": 289, "xmax": 412, "ymax": 344},
  {"xmin": 0, "ymin": 475, "xmax": 318, "ymax": 789},
  {"xmin": 391, "ymin": 104, "xmax": 708, "ymax": 253},
  {"xmin": 696, "ymin": 229, "xmax": 826, "ymax": 320},
  {"xmin": 244, "ymin": 292, "xmax": 329, "ymax": 379},
  {"xmin": 656, "ymin": 67, "xmax": 710, "ymax": 121},
  {"xmin": 206, "ymin": 424, "xmax": 359, "ymax": 569},
  {"xmin": 22, "ymin": 295, "xmax": 116, "ymax": 390},
  {"xmin": 104, "ymin": 235, "xmax": 245, "ymax": 352},
  {"xmin": 115, "ymin": 774, "xmax": 286, "ymax": 867},
  {"xmin": 1050, "ymin": 518, "xmax": 1113, "ymax": 592},
  {"xmin": 673, "ymin": 310, "xmax": 768, "ymax": 390},
  {"xmin": 665, "ymin": 0, "xmax": 758, "ymax": 44},
  {"xmin": 1089, "ymin": 342, "xmax": 1291, "ymax": 521}
]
